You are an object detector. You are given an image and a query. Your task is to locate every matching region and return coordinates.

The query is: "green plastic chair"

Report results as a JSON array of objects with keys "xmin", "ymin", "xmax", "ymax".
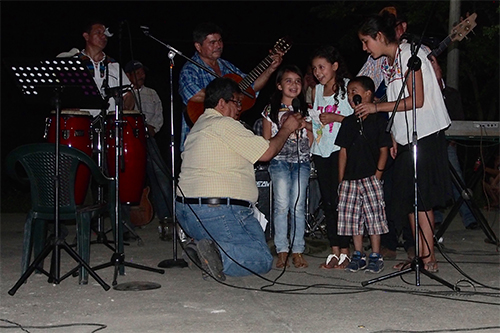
[{"xmin": 5, "ymin": 143, "xmax": 116, "ymax": 284}]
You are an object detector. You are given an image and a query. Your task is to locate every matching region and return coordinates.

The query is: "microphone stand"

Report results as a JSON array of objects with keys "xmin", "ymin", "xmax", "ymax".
[
  {"xmin": 362, "ymin": 37, "xmax": 457, "ymax": 291},
  {"xmin": 156, "ymin": 50, "xmax": 188, "ymax": 268},
  {"xmin": 140, "ymin": 27, "xmax": 189, "ymax": 268}
]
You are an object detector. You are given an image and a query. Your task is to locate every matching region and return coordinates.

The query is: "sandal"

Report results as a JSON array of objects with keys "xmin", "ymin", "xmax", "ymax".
[
  {"xmin": 319, "ymin": 254, "xmax": 339, "ymax": 269},
  {"xmin": 392, "ymin": 259, "xmax": 412, "ymax": 271},
  {"xmin": 292, "ymin": 253, "xmax": 308, "ymax": 268},
  {"xmin": 334, "ymin": 253, "xmax": 350, "ymax": 269},
  {"xmin": 276, "ymin": 252, "xmax": 290, "ymax": 268},
  {"xmin": 424, "ymin": 261, "xmax": 439, "ymax": 273}
]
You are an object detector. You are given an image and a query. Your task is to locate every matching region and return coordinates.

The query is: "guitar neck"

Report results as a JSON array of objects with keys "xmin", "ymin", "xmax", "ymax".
[
  {"xmin": 428, "ymin": 35, "xmax": 453, "ymax": 60},
  {"xmin": 239, "ymin": 54, "xmax": 274, "ymax": 91}
]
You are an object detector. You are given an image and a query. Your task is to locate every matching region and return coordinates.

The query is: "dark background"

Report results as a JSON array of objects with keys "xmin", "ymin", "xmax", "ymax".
[
  {"xmin": 2, "ymin": 1, "xmax": 498, "ymax": 211},
  {"xmin": 1, "ymin": 1, "xmax": 350, "ymax": 168}
]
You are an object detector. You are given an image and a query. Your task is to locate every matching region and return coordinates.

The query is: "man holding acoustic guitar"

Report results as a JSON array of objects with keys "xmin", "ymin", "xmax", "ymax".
[{"xmin": 178, "ymin": 22, "xmax": 285, "ymax": 151}]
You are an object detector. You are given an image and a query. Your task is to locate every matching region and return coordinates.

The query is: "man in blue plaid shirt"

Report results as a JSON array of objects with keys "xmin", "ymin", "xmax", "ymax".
[{"xmin": 178, "ymin": 22, "xmax": 282, "ymax": 151}]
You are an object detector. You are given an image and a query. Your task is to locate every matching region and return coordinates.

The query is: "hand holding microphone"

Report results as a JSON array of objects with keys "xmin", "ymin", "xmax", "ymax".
[{"xmin": 354, "ymin": 94, "xmax": 378, "ymax": 119}]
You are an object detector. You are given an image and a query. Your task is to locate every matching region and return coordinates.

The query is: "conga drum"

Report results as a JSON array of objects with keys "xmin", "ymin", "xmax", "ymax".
[
  {"xmin": 44, "ymin": 110, "xmax": 93, "ymax": 205},
  {"xmin": 106, "ymin": 110, "xmax": 147, "ymax": 205}
]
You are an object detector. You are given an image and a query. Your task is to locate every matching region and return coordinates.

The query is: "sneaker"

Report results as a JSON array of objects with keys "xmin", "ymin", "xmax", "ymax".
[
  {"xmin": 196, "ymin": 239, "xmax": 226, "ymax": 281},
  {"xmin": 365, "ymin": 252, "xmax": 384, "ymax": 273},
  {"xmin": 345, "ymin": 251, "xmax": 367, "ymax": 272},
  {"xmin": 182, "ymin": 241, "xmax": 202, "ymax": 270}
]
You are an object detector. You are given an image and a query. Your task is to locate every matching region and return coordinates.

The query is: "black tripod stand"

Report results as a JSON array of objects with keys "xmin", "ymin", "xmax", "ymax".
[
  {"xmin": 5, "ymin": 58, "xmax": 110, "ymax": 295},
  {"xmin": 362, "ymin": 40, "xmax": 457, "ymax": 291},
  {"xmin": 436, "ymin": 159, "xmax": 499, "ymax": 246}
]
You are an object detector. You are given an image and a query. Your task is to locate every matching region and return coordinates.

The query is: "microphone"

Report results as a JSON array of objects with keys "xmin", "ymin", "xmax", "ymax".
[
  {"xmin": 353, "ymin": 94, "xmax": 363, "ymax": 135},
  {"xmin": 353, "ymin": 94, "xmax": 362, "ymax": 106},
  {"xmin": 140, "ymin": 25, "xmax": 150, "ymax": 36},
  {"xmin": 104, "ymin": 26, "xmax": 114, "ymax": 38},
  {"xmin": 292, "ymin": 98, "xmax": 301, "ymax": 112},
  {"xmin": 291, "ymin": 98, "xmax": 304, "ymax": 138}
]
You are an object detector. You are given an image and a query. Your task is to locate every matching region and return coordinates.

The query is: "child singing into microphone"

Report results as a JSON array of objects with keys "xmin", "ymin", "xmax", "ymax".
[
  {"xmin": 335, "ymin": 76, "xmax": 392, "ymax": 273},
  {"xmin": 261, "ymin": 64, "xmax": 313, "ymax": 269}
]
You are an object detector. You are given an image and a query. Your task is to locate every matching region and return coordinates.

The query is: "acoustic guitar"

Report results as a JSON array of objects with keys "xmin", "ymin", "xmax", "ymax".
[
  {"xmin": 185, "ymin": 37, "xmax": 293, "ymax": 126},
  {"xmin": 130, "ymin": 186, "xmax": 155, "ymax": 227},
  {"xmin": 375, "ymin": 13, "xmax": 477, "ymax": 102}
]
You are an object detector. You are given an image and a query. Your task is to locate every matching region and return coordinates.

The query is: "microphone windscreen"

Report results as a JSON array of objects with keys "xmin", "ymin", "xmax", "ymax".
[{"xmin": 353, "ymin": 94, "xmax": 362, "ymax": 105}]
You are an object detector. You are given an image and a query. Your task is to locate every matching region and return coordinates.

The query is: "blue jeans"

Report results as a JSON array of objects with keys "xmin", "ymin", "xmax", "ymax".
[
  {"xmin": 268, "ymin": 159, "xmax": 310, "ymax": 253},
  {"xmin": 175, "ymin": 201, "xmax": 273, "ymax": 277},
  {"xmin": 435, "ymin": 143, "xmax": 476, "ymax": 227}
]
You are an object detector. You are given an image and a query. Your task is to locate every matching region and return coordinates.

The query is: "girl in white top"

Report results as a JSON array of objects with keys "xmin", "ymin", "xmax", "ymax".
[
  {"xmin": 355, "ymin": 13, "xmax": 451, "ymax": 273},
  {"xmin": 308, "ymin": 45, "xmax": 354, "ymax": 269}
]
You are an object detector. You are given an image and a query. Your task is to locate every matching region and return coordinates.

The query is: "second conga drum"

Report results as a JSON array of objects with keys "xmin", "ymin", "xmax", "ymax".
[
  {"xmin": 106, "ymin": 110, "xmax": 147, "ymax": 205},
  {"xmin": 44, "ymin": 110, "xmax": 93, "ymax": 205}
]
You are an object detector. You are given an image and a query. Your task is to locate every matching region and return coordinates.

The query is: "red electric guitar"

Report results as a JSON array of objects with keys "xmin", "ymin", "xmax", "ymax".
[{"xmin": 185, "ymin": 37, "xmax": 292, "ymax": 126}]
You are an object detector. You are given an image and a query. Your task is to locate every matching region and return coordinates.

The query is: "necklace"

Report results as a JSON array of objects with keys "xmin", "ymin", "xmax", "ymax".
[
  {"xmin": 80, "ymin": 50, "xmax": 107, "ymax": 78},
  {"xmin": 381, "ymin": 46, "xmax": 402, "ymax": 82},
  {"xmin": 81, "ymin": 49, "xmax": 106, "ymax": 65}
]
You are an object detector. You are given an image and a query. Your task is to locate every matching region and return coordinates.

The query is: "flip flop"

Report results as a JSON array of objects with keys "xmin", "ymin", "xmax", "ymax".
[
  {"xmin": 424, "ymin": 261, "xmax": 439, "ymax": 273},
  {"xmin": 319, "ymin": 254, "xmax": 339, "ymax": 269},
  {"xmin": 392, "ymin": 259, "xmax": 412, "ymax": 271},
  {"xmin": 334, "ymin": 253, "xmax": 350, "ymax": 269}
]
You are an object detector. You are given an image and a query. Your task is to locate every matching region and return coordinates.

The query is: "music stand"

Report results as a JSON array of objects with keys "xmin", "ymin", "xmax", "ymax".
[{"xmin": 4, "ymin": 57, "xmax": 110, "ymax": 294}]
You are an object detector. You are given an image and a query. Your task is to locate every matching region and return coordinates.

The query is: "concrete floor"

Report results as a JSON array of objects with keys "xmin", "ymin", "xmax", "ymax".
[{"xmin": 1, "ymin": 209, "xmax": 499, "ymax": 333}]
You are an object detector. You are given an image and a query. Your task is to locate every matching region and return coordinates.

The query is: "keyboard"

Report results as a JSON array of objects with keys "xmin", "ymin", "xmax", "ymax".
[{"xmin": 445, "ymin": 120, "xmax": 499, "ymax": 139}]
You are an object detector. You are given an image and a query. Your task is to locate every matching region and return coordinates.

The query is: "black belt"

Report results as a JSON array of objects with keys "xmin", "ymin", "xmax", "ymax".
[{"xmin": 176, "ymin": 197, "xmax": 252, "ymax": 208}]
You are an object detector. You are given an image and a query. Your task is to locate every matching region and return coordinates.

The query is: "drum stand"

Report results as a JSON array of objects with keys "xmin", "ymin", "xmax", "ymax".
[
  {"xmin": 362, "ymin": 40, "xmax": 457, "ymax": 291},
  {"xmin": 91, "ymin": 69, "xmax": 164, "ymax": 286},
  {"xmin": 90, "ymin": 116, "xmax": 116, "ymax": 251},
  {"xmin": 5, "ymin": 59, "xmax": 111, "ymax": 294}
]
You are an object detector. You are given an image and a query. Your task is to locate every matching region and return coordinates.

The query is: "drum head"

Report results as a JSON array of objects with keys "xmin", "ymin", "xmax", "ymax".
[
  {"xmin": 107, "ymin": 110, "xmax": 142, "ymax": 116},
  {"xmin": 50, "ymin": 109, "xmax": 91, "ymax": 116}
]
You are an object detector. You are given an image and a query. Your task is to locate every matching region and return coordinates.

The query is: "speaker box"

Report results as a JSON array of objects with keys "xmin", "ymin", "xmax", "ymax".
[{"xmin": 255, "ymin": 165, "xmax": 273, "ymax": 240}]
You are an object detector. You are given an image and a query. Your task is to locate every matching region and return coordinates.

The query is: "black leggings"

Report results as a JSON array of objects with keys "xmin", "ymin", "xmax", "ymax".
[{"xmin": 313, "ymin": 152, "xmax": 350, "ymax": 249}]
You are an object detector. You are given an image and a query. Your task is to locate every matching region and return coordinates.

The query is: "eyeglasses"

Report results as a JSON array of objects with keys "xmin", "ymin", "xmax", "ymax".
[{"xmin": 228, "ymin": 99, "xmax": 242, "ymax": 107}]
